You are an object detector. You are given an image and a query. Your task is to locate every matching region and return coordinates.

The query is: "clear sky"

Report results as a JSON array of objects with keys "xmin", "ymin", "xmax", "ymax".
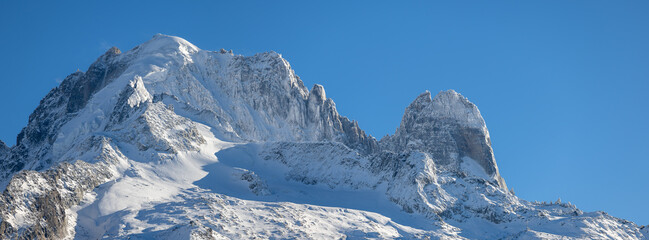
[{"xmin": 1, "ymin": 1, "xmax": 647, "ymax": 225}]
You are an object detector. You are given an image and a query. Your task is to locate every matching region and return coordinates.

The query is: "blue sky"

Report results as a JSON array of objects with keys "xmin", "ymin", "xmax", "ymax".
[{"xmin": 1, "ymin": 1, "xmax": 648, "ymax": 225}]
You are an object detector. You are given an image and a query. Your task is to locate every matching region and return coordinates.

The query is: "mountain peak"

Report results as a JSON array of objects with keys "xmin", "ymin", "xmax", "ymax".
[
  {"xmin": 432, "ymin": 89, "xmax": 466, "ymax": 104},
  {"xmin": 106, "ymin": 46, "xmax": 121, "ymax": 56},
  {"xmin": 384, "ymin": 89, "xmax": 506, "ymax": 189},
  {"xmin": 0, "ymin": 35, "xmax": 644, "ymax": 239},
  {"xmin": 429, "ymin": 89, "xmax": 486, "ymax": 130},
  {"xmin": 402, "ymin": 89, "xmax": 484, "ymax": 128},
  {"xmin": 411, "ymin": 90, "xmax": 433, "ymax": 105},
  {"xmin": 138, "ymin": 34, "xmax": 200, "ymax": 55}
]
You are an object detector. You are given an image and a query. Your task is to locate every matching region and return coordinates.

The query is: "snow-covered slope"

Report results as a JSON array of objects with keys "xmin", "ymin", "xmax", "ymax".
[{"xmin": 0, "ymin": 34, "xmax": 645, "ymax": 239}]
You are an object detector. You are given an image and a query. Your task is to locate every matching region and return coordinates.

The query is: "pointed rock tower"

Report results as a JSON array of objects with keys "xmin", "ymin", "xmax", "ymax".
[{"xmin": 382, "ymin": 90, "xmax": 507, "ymax": 190}]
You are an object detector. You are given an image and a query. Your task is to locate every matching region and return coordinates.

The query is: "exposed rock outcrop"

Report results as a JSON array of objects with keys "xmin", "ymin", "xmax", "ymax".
[
  {"xmin": 1, "ymin": 47, "xmax": 129, "ymax": 184},
  {"xmin": 0, "ymin": 137, "xmax": 123, "ymax": 239},
  {"xmin": 381, "ymin": 90, "xmax": 507, "ymax": 190}
]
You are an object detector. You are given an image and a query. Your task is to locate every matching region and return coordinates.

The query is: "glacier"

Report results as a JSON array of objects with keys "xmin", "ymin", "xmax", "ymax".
[{"xmin": 0, "ymin": 34, "xmax": 646, "ymax": 239}]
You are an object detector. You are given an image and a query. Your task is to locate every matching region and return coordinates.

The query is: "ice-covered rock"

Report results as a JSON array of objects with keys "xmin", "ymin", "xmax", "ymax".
[
  {"xmin": 382, "ymin": 90, "xmax": 507, "ymax": 190},
  {"xmin": 0, "ymin": 136, "xmax": 126, "ymax": 239}
]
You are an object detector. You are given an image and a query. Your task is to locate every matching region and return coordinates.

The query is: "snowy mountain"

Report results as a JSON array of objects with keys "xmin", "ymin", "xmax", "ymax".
[{"xmin": 0, "ymin": 34, "xmax": 645, "ymax": 239}]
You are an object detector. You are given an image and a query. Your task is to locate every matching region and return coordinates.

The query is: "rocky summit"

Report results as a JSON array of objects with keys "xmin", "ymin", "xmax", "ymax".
[{"xmin": 0, "ymin": 34, "xmax": 645, "ymax": 239}]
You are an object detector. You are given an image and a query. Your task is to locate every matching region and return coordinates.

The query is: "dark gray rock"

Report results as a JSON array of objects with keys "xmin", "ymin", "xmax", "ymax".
[
  {"xmin": 65, "ymin": 46, "xmax": 123, "ymax": 113},
  {"xmin": 0, "ymin": 144, "xmax": 116, "ymax": 239}
]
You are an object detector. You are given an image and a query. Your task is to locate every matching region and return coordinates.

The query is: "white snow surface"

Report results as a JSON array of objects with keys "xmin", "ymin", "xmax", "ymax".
[{"xmin": 0, "ymin": 34, "xmax": 645, "ymax": 239}]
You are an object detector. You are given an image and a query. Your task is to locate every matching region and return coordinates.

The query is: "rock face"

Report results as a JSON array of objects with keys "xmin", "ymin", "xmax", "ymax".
[
  {"xmin": 0, "ymin": 34, "xmax": 645, "ymax": 239},
  {"xmin": 1, "ymin": 47, "xmax": 128, "ymax": 184},
  {"xmin": 381, "ymin": 90, "xmax": 507, "ymax": 190},
  {"xmin": 0, "ymin": 141, "xmax": 8, "ymax": 160}
]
